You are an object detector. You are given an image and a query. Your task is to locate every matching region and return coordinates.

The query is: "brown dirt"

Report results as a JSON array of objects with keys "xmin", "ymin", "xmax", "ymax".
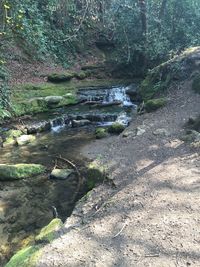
[{"xmin": 32, "ymin": 82, "xmax": 200, "ymax": 267}]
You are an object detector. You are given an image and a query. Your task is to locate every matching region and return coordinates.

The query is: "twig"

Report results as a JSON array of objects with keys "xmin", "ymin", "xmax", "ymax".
[
  {"xmin": 113, "ymin": 221, "xmax": 128, "ymax": 238},
  {"xmin": 144, "ymin": 254, "xmax": 160, "ymax": 258},
  {"xmin": 56, "ymin": 155, "xmax": 83, "ymax": 202}
]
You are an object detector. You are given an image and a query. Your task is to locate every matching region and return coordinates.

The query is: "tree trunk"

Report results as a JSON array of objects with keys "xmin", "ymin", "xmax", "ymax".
[
  {"xmin": 138, "ymin": 0, "xmax": 147, "ymax": 38},
  {"xmin": 158, "ymin": 0, "xmax": 168, "ymax": 33}
]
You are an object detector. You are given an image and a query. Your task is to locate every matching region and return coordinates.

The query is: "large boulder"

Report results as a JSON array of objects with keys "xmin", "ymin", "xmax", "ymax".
[
  {"xmin": 125, "ymin": 83, "xmax": 140, "ymax": 101},
  {"xmin": 47, "ymin": 73, "xmax": 74, "ymax": 83},
  {"xmin": 26, "ymin": 121, "xmax": 51, "ymax": 134},
  {"xmin": 0, "ymin": 164, "xmax": 46, "ymax": 181},
  {"xmin": 72, "ymin": 119, "xmax": 92, "ymax": 128}
]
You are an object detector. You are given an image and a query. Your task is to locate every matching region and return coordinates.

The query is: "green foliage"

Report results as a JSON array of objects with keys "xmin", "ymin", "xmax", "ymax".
[
  {"xmin": 145, "ymin": 98, "xmax": 167, "ymax": 112},
  {"xmin": 108, "ymin": 122, "xmax": 125, "ymax": 134},
  {"xmin": 95, "ymin": 128, "xmax": 108, "ymax": 139}
]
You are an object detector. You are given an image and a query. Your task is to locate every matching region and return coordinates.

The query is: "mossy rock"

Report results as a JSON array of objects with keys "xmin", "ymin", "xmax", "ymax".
[
  {"xmin": 192, "ymin": 74, "xmax": 200, "ymax": 94},
  {"xmin": 145, "ymin": 98, "xmax": 167, "ymax": 112},
  {"xmin": 4, "ymin": 129, "xmax": 23, "ymax": 138},
  {"xmin": 47, "ymin": 73, "xmax": 74, "ymax": 83},
  {"xmin": 74, "ymin": 71, "xmax": 88, "ymax": 80},
  {"xmin": 0, "ymin": 164, "xmax": 46, "ymax": 181},
  {"xmin": 86, "ymin": 160, "xmax": 107, "ymax": 190},
  {"xmin": 5, "ymin": 245, "xmax": 43, "ymax": 267},
  {"xmin": 3, "ymin": 129, "xmax": 24, "ymax": 146},
  {"xmin": 95, "ymin": 128, "xmax": 108, "ymax": 139},
  {"xmin": 108, "ymin": 122, "xmax": 126, "ymax": 134},
  {"xmin": 35, "ymin": 218, "xmax": 63, "ymax": 243}
]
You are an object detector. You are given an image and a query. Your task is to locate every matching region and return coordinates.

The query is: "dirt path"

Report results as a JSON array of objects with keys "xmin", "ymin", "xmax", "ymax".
[{"xmin": 35, "ymin": 82, "xmax": 200, "ymax": 267}]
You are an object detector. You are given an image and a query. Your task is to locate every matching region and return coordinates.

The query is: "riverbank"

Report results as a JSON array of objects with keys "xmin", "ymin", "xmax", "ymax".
[{"xmin": 6, "ymin": 80, "xmax": 199, "ymax": 266}]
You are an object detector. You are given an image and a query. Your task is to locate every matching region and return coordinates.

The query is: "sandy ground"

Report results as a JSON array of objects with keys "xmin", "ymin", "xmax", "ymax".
[{"xmin": 32, "ymin": 82, "xmax": 200, "ymax": 267}]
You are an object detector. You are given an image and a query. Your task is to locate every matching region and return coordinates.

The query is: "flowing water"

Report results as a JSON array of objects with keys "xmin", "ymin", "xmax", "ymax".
[{"xmin": 0, "ymin": 84, "xmax": 137, "ymax": 265}]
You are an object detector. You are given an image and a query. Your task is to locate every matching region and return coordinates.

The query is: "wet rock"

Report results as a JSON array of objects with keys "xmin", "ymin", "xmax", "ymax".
[
  {"xmin": 27, "ymin": 121, "xmax": 51, "ymax": 134},
  {"xmin": 125, "ymin": 83, "xmax": 139, "ymax": 100},
  {"xmin": 50, "ymin": 169, "xmax": 74, "ymax": 180},
  {"xmin": 72, "ymin": 119, "xmax": 92, "ymax": 128},
  {"xmin": 16, "ymin": 135, "xmax": 36, "ymax": 146},
  {"xmin": 108, "ymin": 122, "xmax": 126, "ymax": 134},
  {"xmin": 0, "ymin": 164, "xmax": 46, "ymax": 181},
  {"xmin": 153, "ymin": 128, "xmax": 170, "ymax": 137},
  {"xmin": 95, "ymin": 128, "xmax": 108, "ymax": 139},
  {"xmin": 45, "ymin": 96, "xmax": 63, "ymax": 105}
]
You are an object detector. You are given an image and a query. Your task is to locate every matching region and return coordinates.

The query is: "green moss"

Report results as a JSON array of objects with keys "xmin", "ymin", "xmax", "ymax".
[
  {"xmin": 192, "ymin": 74, "xmax": 200, "ymax": 94},
  {"xmin": 5, "ymin": 129, "xmax": 23, "ymax": 138},
  {"xmin": 0, "ymin": 164, "xmax": 46, "ymax": 181},
  {"xmin": 139, "ymin": 67, "xmax": 171, "ymax": 101},
  {"xmin": 47, "ymin": 72, "xmax": 74, "ymax": 83},
  {"xmin": 5, "ymin": 245, "xmax": 43, "ymax": 267},
  {"xmin": 95, "ymin": 128, "xmax": 108, "ymax": 139},
  {"xmin": 145, "ymin": 98, "xmax": 167, "ymax": 112},
  {"xmin": 74, "ymin": 71, "xmax": 89, "ymax": 80},
  {"xmin": 3, "ymin": 129, "xmax": 24, "ymax": 146},
  {"xmin": 86, "ymin": 160, "xmax": 107, "ymax": 190},
  {"xmin": 108, "ymin": 122, "xmax": 125, "ymax": 134},
  {"xmin": 35, "ymin": 218, "xmax": 63, "ymax": 243}
]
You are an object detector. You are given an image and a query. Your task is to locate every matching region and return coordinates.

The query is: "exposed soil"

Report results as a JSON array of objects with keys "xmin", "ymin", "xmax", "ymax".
[{"xmin": 28, "ymin": 81, "xmax": 200, "ymax": 266}]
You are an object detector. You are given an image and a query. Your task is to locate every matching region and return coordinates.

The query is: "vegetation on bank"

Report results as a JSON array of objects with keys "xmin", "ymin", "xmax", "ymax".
[{"xmin": 1, "ymin": 0, "xmax": 200, "ymax": 117}]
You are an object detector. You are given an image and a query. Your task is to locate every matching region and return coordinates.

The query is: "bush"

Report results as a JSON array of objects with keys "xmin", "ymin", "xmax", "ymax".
[{"xmin": 145, "ymin": 98, "xmax": 167, "ymax": 112}]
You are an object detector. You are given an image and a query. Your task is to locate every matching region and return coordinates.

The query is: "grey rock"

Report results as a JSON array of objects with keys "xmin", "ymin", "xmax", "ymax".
[
  {"xmin": 136, "ymin": 127, "xmax": 146, "ymax": 136},
  {"xmin": 72, "ymin": 119, "xmax": 92, "ymax": 128},
  {"xmin": 27, "ymin": 121, "xmax": 51, "ymax": 134},
  {"xmin": 16, "ymin": 135, "xmax": 36, "ymax": 146},
  {"xmin": 50, "ymin": 169, "xmax": 74, "ymax": 180},
  {"xmin": 45, "ymin": 96, "xmax": 63, "ymax": 105},
  {"xmin": 153, "ymin": 128, "xmax": 170, "ymax": 137}
]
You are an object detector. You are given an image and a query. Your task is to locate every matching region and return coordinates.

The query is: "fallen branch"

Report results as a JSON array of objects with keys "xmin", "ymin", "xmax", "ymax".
[
  {"xmin": 56, "ymin": 155, "xmax": 81, "ymax": 177},
  {"xmin": 113, "ymin": 221, "xmax": 128, "ymax": 238},
  {"xmin": 56, "ymin": 155, "xmax": 83, "ymax": 202}
]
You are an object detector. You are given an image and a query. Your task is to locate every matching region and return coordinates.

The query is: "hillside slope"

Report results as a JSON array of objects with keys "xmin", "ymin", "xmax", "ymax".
[{"xmin": 6, "ymin": 77, "xmax": 200, "ymax": 267}]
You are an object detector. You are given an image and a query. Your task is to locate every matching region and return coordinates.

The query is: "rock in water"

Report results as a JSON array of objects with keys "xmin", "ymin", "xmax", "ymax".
[
  {"xmin": 50, "ymin": 168, "xmax": 74, "ymax": 180},
  {"xmin": 45, "ymin": 96, "xmax": 63, "ymax": 105},
  {"xmin": 72, "ymin": 119, "xmax": 92, "ymax": 127},
  {"xmin": 0, "ymin": 164, "xmax": 46, "ymax": 181},
  {"xmin": 16, "ymin": 135, "xmax": 36, "ymax": 146}
]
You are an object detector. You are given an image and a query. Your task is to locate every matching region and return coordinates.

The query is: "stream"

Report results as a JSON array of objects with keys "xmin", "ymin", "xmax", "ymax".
[{"xmin": 0, "ymin": 84, "xmax": 137, "ymax": 266}]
